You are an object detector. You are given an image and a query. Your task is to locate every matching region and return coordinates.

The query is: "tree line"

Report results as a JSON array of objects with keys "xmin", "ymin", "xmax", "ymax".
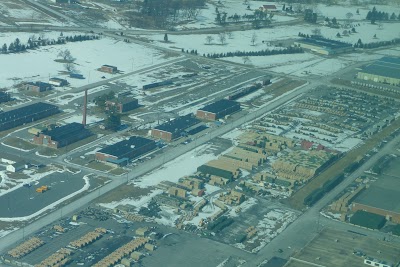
[
  {"xmin": 204, "ymin": 46, "xmax": 304, "ymax": 59},
  {"xmin": 1, "ymin": 34, "xmax": 99, "ymax": 54},
  {"xmin": 366, "ymin": 7, "xmax": 400, "ymax": 23}
]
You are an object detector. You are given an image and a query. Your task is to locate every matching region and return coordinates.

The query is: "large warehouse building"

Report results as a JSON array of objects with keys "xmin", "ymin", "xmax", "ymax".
[
  {"xmin": 95, "ymin": 136, "xmax": 156, "ymax": 166},
  {"xmin": 151, "ymin": 114, "xmax": 200, "ymax": 141},
  {"xmin": 357, "ymin": 57, "xmax": 400, "ymax": 86},
  {"xmin": 0, "ymin": 91, "xmax": 11, "ymax": 104},
  {"xmin": 294, "ymin": 37, "xmax": 353, "ymax": 55},
  {"xmin": 196, "ymin": 99, "xmax": 240, "ymax": 121},
  {"xmin": 33, "ymin": 122, "xmax": 92, "ymax": 149},
  {"xmin": 352, "ymin": 175, "xmax": 400, "ymax": 223},
  {"xmin": 0, "ymin": 102, "xmax": 60, "ymax": 132}
]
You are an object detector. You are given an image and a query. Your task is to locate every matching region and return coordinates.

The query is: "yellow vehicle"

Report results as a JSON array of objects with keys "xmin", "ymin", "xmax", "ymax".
[{"xmin": 36, "ymin": 185, "xmax": 48, "ymax": 193}]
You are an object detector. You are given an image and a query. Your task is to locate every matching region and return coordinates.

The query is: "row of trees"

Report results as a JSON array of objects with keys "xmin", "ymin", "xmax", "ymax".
[
  {"xmin": 204, "ymin": 46, "xmax": 304, "ymax": 59},
  {"xmin": 216, "ymin": 8, "xmax": 273, "ymax": 28},
  {"xmin": 366, "ymin": 7, "xmax": 400, "ymax": 23},
  {"xmin": 1, "ymin": 34, "xmax": 98, "ymax": 54},
  {"xmin": 354, "ymin": 37, "xmax": 400, "ymax": 49}
]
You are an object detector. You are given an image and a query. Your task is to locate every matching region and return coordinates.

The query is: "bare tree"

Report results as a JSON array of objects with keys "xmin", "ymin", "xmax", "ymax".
[
  {"xmin": 251, "ymin": 32, "xmax": 257, "ymax": 46},
  {"xmin": 218, "ymin": 32, "xmax": 226, "ymax": 45},
  {"xmin": 64, "ymin": 62, "xmax": 76, "ymax": 73},
  {"xmin": 205, "ymin": 35, "xmax": 214, "ymax": 45},
  {"xmin": 242, "ymin": 56, "xmax": 251, "ymax": 65},
  {"xmin": 57, "ymin": 49, "xmax": 75, "ymax": 62},
  {"xmin": 227, "ymin": 31, "xmax": 234, "ymax": 39},
  {"xmin": 311, "ymin": 28, "xmax": 322, "ymax": 36},
  {"xmin": 346, "ymin": 12, "xmax": 353, "ymax": 21}
]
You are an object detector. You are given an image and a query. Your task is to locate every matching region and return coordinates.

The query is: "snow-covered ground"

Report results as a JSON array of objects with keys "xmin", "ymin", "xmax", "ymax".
[
  {"xmin": 99, "ymin": 189, "xmax": 163, "ymax": 210},
  {"xmin": 0, "ymin": 33, "xmax": 167, "ymax": 89}
]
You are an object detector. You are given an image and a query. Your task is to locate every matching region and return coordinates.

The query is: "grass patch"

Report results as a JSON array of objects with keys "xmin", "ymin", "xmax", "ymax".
[
  {"xmin": 288, "ymin": 117, "xmax": 400, "ymax": 210},
  {"xmin": 2, "ymin": 137, "xmax": 37, "ymax": 151},
  {"xmin": 86, "ymin": 161, "xmax": 113, "ymax": 171},
  {"xmin": 108, "ymin": 168, "xmax": 127, "ymax": 175},
  {"xmin": 95, "ymin": 184, "xmax": 152, "ymax": 203},
  {"xmin": 350, "ymin": 210, "xmax": 386, "ymax": 229}
]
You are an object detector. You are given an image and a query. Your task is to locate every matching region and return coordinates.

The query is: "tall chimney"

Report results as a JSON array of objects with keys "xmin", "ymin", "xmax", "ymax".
[{"xmin": 82, "ymin": 89, "xmax": 88, "ymax": 126}]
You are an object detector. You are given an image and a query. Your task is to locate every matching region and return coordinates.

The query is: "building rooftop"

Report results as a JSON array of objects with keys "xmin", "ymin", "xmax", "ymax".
[
  {"xmin": 296, "ymin": 37, "xmax": 353, "ymax": 49},
  {"xmin": 0, "ymin": 102, "xmax": 59, "ymax": 124},
  {"xmin": 360, "ymin": 56, "xmax": 400, "ymax": 80},
  {"xmin": 107, "ymin": 97, "xmax": 138, "ymax": 105},
  {"xmin": 41, "ymin": 122, "xmax": 91, "ymax": 142},
  {"xmin": 154, "ymin": 114, "xmax": 200, "ymax": 134},
  {"xmin": 97, "ymin": 136, "xmax": 155, "ymax": 158},
  {"xmin": 198, "ymin": 99, "xmax": 240, "ymax": 114},
  {"xmin": 102, "ymin": 64, "xmax": 117, "ymax": 68},
  {"xmin": 355, "ymin": 174, "xmax": 400, "ymax": 214}
]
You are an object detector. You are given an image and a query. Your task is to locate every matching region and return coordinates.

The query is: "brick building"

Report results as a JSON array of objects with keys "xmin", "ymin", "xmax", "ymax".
[
  {"xmin": 196, "ymin": 99, "xmax": 240, "ymax": 121},
  {"xmin": 100, "ymin": 65, "xmax": 118, "ymax": 74},
  {"xmin": 33, "ymin": 122, "xmax": 93, "ymax": 149},
  {"xmin": 105, "ymin": 97, "xmax": 139, "ymax": 113},
  {"xmin": 151, "ymin": 114, "xmax": 200, "ymax": 142},
  {"xmin": 95, "ymin": 136, "xmax": 156, "ymax": 166},
  {"xmin": 23, "ymin": 82, "xmax": 53, "ymax": 93}
]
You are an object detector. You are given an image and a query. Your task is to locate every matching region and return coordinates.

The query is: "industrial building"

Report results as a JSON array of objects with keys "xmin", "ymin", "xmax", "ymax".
[
  {"xmin": 105, "ymin": 97, "xmax": 139, "ymax": 113},
  {"xmin": 0, "ymin": 102, "xmax": 60, "ymax": 132},
  {"xmin": 100, "ymin": 65, "xmax": 118, "ymax": 74},
  {"xmin": 151, "ymin": 114, "xmax": 200, "ymax": 141},
  {"xmin": 196, "ymin": 99, "xmax": 240, "ymax": 121},
  {"xmin": 49, "ymin": 77, "xmax": 68, "ymax": 87},
  {"xmin": 352, "ymin": 175, "xmax": 400, "ymax": 223},
  {"xmin": 294, "ymin": 37, "xmax": 354, "ymax": 55},
  {"xmin": 357, "ymin": 57, "xmax": 400, "ymax": 86},
  {"xmin": 23, "ymin": 82, "xmax": 53, "ymax": 93},
  {"xmin": 0, "ymin": 91, "xmax": 11, "ymax": 103},
  {"xmin": 33, "ymin": 122, "xmax": 93, "ymax": 149},
  {"xmin": 95, "ymin": 136, "xmax": 156, "ymax": 166}
]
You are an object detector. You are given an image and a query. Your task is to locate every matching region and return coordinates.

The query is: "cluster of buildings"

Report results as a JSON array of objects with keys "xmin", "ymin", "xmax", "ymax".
[{"xmin": 23, "ymin": 78, "xmax": 68, "ymax": 93}]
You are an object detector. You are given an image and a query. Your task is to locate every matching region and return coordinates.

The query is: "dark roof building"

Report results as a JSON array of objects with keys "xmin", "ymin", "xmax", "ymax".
[
  {"xmin": 294, "ymin": 37, "xmax": 353, "ymax": 55},
  {"xmin": 33, "ymin": 122, "xmax": 92, "ymax": 149},
  {"xmin": 95, "ymin": 136, "xmax": 156, "ymax": 166},
  {"xmin": 100, "ymin": 65, "xmax": 118, "ymax": 74},
  {"xmin": 23, "ymin": 82, "xmax": 53, "ymax": 92},
  {"xmin": 0, "ymin": 102, "xmax": 60, "ymax": 132},
  {"xmin": 151, "ymin": 114, "xmax": 200, "ymax": 141},
  {"xmin": 0, "ymin": 91, "xmax": 11, "ymax": 104},
  {"xmin": 357, "ymin": 57, "xmax": 400, "ymax": 86},
  {"xmin": 197, "ymin": 99, "xmax": 240, "ymax": 121},
  {"xmin": 105, "ymin": 97, "xmax": 139, "ymax": 113}
]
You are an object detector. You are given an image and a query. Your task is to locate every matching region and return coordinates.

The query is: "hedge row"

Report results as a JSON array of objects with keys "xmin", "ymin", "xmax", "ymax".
[{"xmin": 304, "ymin": 174, "xmax": 344, "ymax": 206}]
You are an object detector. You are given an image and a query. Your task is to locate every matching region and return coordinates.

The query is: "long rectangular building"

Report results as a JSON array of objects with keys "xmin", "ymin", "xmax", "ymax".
[
  {"xmin": 197, "ymin": 99, "xmax": 240, "ymax": 121},
  {"xmin": 0, "ymin": 91, "xmax": 11, "ymax": 104},
  {"xmin": 0, "ymin": 102, "xmax": 60, "ymax": 132},
  {"xmin": 95, "ymin": 136, "xmax": 156, "ymax": 165},
  {"xmin": 151, "ymin": 114, "xmax": 200, "ymax": 141},
  {"xmin": 294, "ymin": 37, "xmax": 353, "ymax": 55},
  {"xmin": 357, "ymin": 57, "xmax": 400, "ymax": 86},
  {"xmin": 33, "ymin": 122, "xmax": 92, "ymax": 149}
]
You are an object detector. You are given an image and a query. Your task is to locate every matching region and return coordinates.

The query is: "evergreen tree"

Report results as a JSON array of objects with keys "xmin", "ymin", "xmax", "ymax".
[
  {"xmin": 1, "ymin": 43, "xmax": 7, "ymax": 53},
  {"xmin": 164, "ymin": 33, "xmax": 168, "ymax": 42}
]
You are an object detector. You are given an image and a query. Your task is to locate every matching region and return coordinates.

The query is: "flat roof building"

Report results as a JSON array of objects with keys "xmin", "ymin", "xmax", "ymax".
[
  {"xmin": 0, "ymin": 102, "xmax": 60, "ymax": 132},
  {"xmin": 294, "ymin": 37, "xmax": 353, "ymax": 55},
  {"xmin": 352, "ymin": 174, "xmax": 400, "ymax": 223},
  {"xmin": 100, "ymin": 65, "xmax": 118, "ymax": 74},
  {"xmin": 151, "ymin": 114, "xmax": 200, "ymax": 141},
  {"xmin": 33, "ymin": 122, "xmax": 92, "ymax": 149},
  {"xmin": 23, "ymin": 82, "xmax": 53, "ymax": 93},
  {"xmin": 95, "ymin": 136, "xmax": 156, "ymax": 166},
  {"xmin": 0, "ymin": 91, "xmax": 11, "ymax": 104},
  {"xmin": 106, "ymin": 97, "xmax": 139, "ymax": 113},
  {"xmin": 197, "ymin": 99, "xmax": 240, "ymax": 121},
  {"xmin": 357, "ymin": 57, "xmax": 400, "ymax": 86},
  {"xmin": 49, "ymin": 78, "xmax": 68, "ymax": 87}
]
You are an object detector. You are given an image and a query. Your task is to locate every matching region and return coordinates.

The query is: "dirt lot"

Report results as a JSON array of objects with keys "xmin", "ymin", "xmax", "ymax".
[{"xmin": 285, "ymin": 228, "xmax": 400, "ymax": 267}]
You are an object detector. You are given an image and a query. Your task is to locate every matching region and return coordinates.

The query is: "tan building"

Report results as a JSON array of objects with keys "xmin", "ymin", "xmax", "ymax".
[{"xmin": 357, "ymin": 57, "xmax": 400, "ymax": 86}]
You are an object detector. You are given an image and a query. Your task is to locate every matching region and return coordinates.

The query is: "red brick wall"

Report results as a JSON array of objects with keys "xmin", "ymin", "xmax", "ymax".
[
  {"xmin": 95, "ymin": 152, "xmax": 118, "ymax": 162},
  {"xmin": 196, "ymin": 110, "xmax": 216, "ymax": 121},
  {"xmin": 352, "ymin": 202, "xmax": 400, "ymax": 223},
  {"xmin": 151, "ymin": 129, "xmax": 172, "ymax": 142}
]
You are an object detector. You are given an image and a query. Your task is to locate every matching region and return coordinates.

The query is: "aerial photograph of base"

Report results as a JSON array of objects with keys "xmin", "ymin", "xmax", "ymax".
[{"xmin": 0, "ymin": 0, "xmax": 399, "ymax": 266}]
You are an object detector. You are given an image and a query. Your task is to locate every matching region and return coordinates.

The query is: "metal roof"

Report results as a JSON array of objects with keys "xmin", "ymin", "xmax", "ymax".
[
  {"xmin": 41, "ymin": 122, "xmax": 91, "ymax": 142},
  {"xmin": 360, "ymin": 57, "xmax": 400, "ymax": 80},
  {"xmin": 154, "ymin": 114, "xmax": 200, "ymax": 134},
  {"xmin": 296, "ymin": 37, "xmax": 353, "ymax": 49},
  {"xmin": 198, "ymin": 99, "xmax": 240, "ymax": 114},
  {"xmin": 97, "ymin": 136, "xmax": 155, "ymax": 158},
  {"xmin": 0, "ymin": 102, "xmax": 59, "ymax": 123}
]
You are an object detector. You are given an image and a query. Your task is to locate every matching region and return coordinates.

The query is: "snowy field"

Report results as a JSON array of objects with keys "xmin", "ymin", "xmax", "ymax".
[{"xmin": 0, "ymin": 32, "xmax": 167, "ymax": 89}]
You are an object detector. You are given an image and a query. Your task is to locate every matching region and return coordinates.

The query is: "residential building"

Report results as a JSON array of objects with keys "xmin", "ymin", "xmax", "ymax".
[{"xmin": 260, "ymin": 4, "xmax": 277, "ymax": 12}]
